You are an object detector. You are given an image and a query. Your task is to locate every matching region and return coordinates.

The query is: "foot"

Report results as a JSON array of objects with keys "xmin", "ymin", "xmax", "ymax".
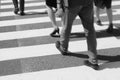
[
  {"xmin": 50, "ymin": 28, "xmax": 59, "ymax": 37},
  {"xmin": 55, "ymin": 41, "xmax": 68, "ymax": 55},
  {"xmin": 84, "ymin": 60, "xmax": 99, "ymax": 70},
  {"xmin": 20, "ymin": 11, "xmax": 25, "ymax": 16},
  {"xmin": 96, "ymin": 20, "xmax": 102, "ymax": 26},
  {"xmin": 14, "ymin": 8, "xmax": 19, "ymax": 14},
  {"xmin": 106, "ymin": 23, "xmax": 113, "ymax": 33}
]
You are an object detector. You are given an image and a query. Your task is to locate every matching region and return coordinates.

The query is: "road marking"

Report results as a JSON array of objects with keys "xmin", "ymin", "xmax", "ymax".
[{"xmin": 0, "ymin": 36, "xmax": 120, "ymax": 61}]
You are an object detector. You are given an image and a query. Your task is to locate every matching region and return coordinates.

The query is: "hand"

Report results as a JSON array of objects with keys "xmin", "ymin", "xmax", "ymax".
[{"xmin": 55, "ymin": 8, "xmax": 64, "ymax": 17}]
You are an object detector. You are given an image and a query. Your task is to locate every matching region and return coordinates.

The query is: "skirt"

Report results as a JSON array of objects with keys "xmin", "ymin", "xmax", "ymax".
[{"xmin": 45, "ymin": 0, "xmax": 57, "ymax": 8}]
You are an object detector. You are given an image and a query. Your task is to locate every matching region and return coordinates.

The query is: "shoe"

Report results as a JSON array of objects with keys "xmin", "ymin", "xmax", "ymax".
[
  {"xmin": 50, "ymin": 28, "xmax": 59, "ymax": 37},
  {"xmin": 14, "ymin": 8, "xmax": 19, "ymax": 14},
  {"xmin": 84, "ymin": 60, "xmax": 99, "ymax": 70},
  {"xmin": 55, "ymin": 41, "xmax": 68, "ymax": 55},
  {"xmin": 96, "ymin": 20, "xmax": 102, "ymax": 26},
  {"xmin": 20, "ymin": 11, "xmax": 25, "ymax": 16},
  {"xmin": 106, "ymin": 23, "xmax": 113, "ymax": 33}
]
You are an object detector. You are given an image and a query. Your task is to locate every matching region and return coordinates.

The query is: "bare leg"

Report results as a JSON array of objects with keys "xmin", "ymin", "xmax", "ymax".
[
  {"xmin": 95, "ymin": 7, "xmax": 101, "ymax": 21},
  {"xmin": 106, "ymin": 8, "xmax": 113, "ymax": 24},
  {"xmin": 106, "ymin": 8, "xmax": 113, "ymax": 33},
  {"xmin": 95, "ymin": 6, "xmax": 102, "ymax": 25},
  {"xmin": 46, "ymin": 5, "xmax": 58, "ymax": 30}
]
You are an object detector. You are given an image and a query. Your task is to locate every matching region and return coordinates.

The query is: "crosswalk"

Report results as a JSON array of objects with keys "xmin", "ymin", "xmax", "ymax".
[{"xmin": 0, "ymin": 0, "xmax": 120, "ymax": 80}]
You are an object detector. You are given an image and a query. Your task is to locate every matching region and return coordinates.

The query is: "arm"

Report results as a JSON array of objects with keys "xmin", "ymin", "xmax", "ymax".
[
  {"xmin": 63, "ymin": 0, "xmax": 69, "ymax": 7},
  {"xmin": 56, "ymin": 0, "xmax": 69, "ymax": 17},
  {"xmin": 56, "ymin": 0, "xmax": 62, "ymax": 9},
  {"xmin": 56, "ymin": 0, "xmax": 69, "ymax": 8}
]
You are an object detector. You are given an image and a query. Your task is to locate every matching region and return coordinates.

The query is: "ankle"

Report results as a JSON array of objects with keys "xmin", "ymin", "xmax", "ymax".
[
  {"xmin": 89, "ymin": 58, "xmax": 98, "ymax": 64},
  {"xmin": 96, "ymin": 20, "xmax": 102, "ymax": 26},
  {"xmin": 54, "ymin": 27, "xmax": 59, "ymax": 30},
  {"xmin": 109, "ymin": 23, "xmax": 113, "ymax": 28}
]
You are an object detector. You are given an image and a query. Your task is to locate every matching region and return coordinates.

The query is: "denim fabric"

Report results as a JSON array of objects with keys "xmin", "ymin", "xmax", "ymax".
[
  {"xmin": 68, "ymin": 0, "xmax": 93, "ymax": 8},
  {"xmin": 12, "ymin": 0, "xmax": 25, "ymax": 11},
  {"xmin": 60, "ymin": 2, "xmax": 97, "ymax": 60}
]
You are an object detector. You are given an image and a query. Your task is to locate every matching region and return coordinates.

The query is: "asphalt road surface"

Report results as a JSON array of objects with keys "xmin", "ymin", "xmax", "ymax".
[{"xmin": 0, "ymin": 0, "xmax": 120, "ymax": 80}]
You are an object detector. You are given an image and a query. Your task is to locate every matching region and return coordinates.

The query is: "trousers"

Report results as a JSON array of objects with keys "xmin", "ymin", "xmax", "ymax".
[
  {"xmin": 60, "ymin": 2, "xmax": 97, "ymax": 60},
  {"xmin": 12, "ymin": 0, "xmax": 25, "ymax": 11}
]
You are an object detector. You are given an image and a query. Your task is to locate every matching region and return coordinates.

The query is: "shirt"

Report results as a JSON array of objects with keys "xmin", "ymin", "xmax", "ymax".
[{"xmin": 68, "ymin": 0, "xmax": 93, "ymax": 8}]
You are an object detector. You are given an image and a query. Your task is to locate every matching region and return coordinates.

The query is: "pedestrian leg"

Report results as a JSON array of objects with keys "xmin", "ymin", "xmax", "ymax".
[
  {"xmin": 12, "ymin": 0, "xmax": 19, "ymax": 14},
  {"xmin": 19, "ymin": 0, "xmax": 25, "ymax": 15},
  {"xmin": 60, "ymin": 7, "xmax": 78, "ymax": 50},
  {"xmin": 79, "ymin": 3, "xmax": 97, "ymax": 63}
]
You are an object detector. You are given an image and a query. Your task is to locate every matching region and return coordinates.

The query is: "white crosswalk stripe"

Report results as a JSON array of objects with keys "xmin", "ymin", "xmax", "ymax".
[
  {"xmin": 1, "ymin": 2, "xmax": 45, "ymax": 9},
  {"xmin": 0, "ymin": 22, "xmax": 118, "ymax": 41},
  {"xmin": 0, "ymin": 0, "xmax": 120, "ymax": 80},
  {"xmin": 0, "ymin": 36, "xmax": 120, "ymax": 61},
  {"xmin": 0, "ymin": 8, "xmax": 47, "ymax": 17}
]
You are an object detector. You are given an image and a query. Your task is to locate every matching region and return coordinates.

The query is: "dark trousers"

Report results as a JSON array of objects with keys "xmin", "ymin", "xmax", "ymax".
[
  {"xmin": 12, "ymin": 0, "xmax": 25, "ymax": 12},
  {"xmin": 60, "ymin": 3, "xmax": 97, "ymax": 60}
]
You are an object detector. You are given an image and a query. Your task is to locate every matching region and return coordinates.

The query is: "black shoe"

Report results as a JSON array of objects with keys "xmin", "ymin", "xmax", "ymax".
[
  {"xmin": 14, "ymin": 8, "xmax": 19, "ymax": 14},
  {"xmin": 20, "ymin": 11, "xmax": 25, "ymax": 16},
  {"xmin": 50, "ymin": 28, "xmax": 59, "ymax": 37},
  {"xmin": 55, "ymin": 41, "xmax": 68, "ymax": 55},
  {"xmin": 96, "ymin": 20, "xmax": 102, "ymax": 26},
  {"xmin": 106, "ymin": 23, "xmax": 113, "ymax": 33},
  {"xmin": 84, "ymin": 60, "xmax": 99, "ymax": 70}
]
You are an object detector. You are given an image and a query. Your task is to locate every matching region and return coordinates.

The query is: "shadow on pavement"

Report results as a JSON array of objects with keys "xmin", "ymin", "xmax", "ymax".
[
  {"xmin": 0, "ymin": 53, "xmax": 85, "ymax": 77},
  {"xmin": 25, "ymin": 11, "xmax": 48, "ymax": 15},
  {"xmin": 0, "ymin": 48, "xmax": 120, "ymax": 76},
  {"xmin": 70, "ymin": 28, "xmax": 120, "ymax": 39},
  {"xmin": 68, "ymin": 50, "xmax": 120, "ymax": 70},
  {"xmin": 99, "ymin": 61, "xmax": 120, "ymax": 70}
]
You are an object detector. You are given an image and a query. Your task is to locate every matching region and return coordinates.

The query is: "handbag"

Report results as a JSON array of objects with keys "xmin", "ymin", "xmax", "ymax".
[{"xmin": 94, "ymin": 0, "xmax": 105, "ymax": 9}]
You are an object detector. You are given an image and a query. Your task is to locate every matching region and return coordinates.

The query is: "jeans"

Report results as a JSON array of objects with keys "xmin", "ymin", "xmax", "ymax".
[
  {"xmin": 12, "ymin": 0, "xmax": 25, "ymax": 12},
  {"xmin": 60, "ymin": 3, "xmax": 97, "ymax": 60}
]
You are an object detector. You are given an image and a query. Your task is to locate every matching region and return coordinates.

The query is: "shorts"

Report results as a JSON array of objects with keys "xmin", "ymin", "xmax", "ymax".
[
  {"xmin": 103, "ymin": 0, "xmax": 112, "ymax": 9},
  {"xmin": 94, "ymin": 0, "xmax": 112, "ymax": 9},
  {"xmin": 45, "ymin": 0, "xmax": 57, "ymax": 8}
]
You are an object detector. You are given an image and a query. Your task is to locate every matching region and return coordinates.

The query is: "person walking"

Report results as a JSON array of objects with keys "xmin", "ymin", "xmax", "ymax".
[
  {"xmin": 55, "ymin": 0, "xmax": 99, "ymax": 70},
  {"xmin": 94, "ymin": 0, "xmax": 113, "ymax": 33},
  {"xmin": 45, "ymin": 0, "xmax": 63, "ymax": 37},
  {"xmin": 12, "ymin": 0, "xmax": 25, "ymax": 16}
]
